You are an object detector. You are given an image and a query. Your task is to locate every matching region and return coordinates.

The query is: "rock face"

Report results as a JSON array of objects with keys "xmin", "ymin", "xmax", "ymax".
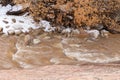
[
  {"xmin": 0, "ymin": 30, "xmax": 120, "ymax": 69},
  {"xmin": 0, "ymin": 36, "xmax": 17, "ymax": 69},
  {"xmin": 0, "ymin": 65, "xmax": 120, "ymax": 80},
  {"xmin": 0, "ymin": 29, "xmax": 120, "ymax": 80}
]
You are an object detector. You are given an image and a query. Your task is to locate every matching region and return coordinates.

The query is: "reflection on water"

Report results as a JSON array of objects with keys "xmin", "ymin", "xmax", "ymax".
[{"xmin": 0, "ymin": 33, "xmax": 120, "ymax": 69}]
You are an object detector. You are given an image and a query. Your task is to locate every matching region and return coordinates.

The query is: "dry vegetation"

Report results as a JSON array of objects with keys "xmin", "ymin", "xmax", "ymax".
[{"xmin": 2, "ymin": 0, "xmax": 120, "ymax": 30}]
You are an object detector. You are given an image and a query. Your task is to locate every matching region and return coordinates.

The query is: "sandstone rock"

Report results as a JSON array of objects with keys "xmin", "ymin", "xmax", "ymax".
[{"xmin": 0, "ymin": 65, "xmax": 120, "ymax": 80}]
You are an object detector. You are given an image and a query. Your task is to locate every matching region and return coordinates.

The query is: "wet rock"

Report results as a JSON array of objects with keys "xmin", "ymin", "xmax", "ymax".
[{"xmin": 33, "ymin": 39, "xmax": 41, "ymax": 45}]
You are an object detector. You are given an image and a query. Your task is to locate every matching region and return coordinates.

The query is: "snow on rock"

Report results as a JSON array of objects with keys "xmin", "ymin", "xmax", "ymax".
[
  {"xmin": 85, "ymin": 29, "xmax": 100, "ymax": 40},
  {"xmin": 39, "ymin": 20, "xmax": 55, "ymax": 32},
  {"xmin": 61, "ymin": 27, "xmax": 72, "ymax": 34},
  {"xmin": 0, "ymin": 15, "xmax": 37, "ymax": 35}
]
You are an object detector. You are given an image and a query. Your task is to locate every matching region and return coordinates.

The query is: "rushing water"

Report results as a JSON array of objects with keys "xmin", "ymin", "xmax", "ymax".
[{"xmin": 0, "ymin": 32, "xmax": 120, "ymax": 69}]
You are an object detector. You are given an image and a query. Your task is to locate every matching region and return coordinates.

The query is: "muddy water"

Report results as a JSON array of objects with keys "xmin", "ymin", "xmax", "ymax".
[{"xmin": 0, "ymin": 32, "xmax": 120, "ymax": 69}]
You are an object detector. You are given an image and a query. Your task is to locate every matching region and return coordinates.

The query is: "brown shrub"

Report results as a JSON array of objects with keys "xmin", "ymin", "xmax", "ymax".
[
  {"xmin": 12, "ymin": 0, "xmax": 120, "ymax": 29},
  {"xmin": 74, "ymin": 0, "xmax": 120, "ymax": 28}
]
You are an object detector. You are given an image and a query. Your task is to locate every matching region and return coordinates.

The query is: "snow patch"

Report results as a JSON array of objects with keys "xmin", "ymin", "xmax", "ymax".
[
  {"xmin": 0, "ymin": 4, "xmax": 55, "ymax": 35},
  {"xmin": 0, "ymin": 4, "xmax": 12, "ymax": 15},
  {"xmin": 39, "ymin": 20, "xmax": 55, "ymax": 32},
  {"xmin": 11, "ymin": 4, "xmax": 23, "ymax": 12}
]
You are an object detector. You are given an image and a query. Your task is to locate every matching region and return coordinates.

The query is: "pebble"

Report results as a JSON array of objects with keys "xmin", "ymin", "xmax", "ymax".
[
  {"xmin": 15, "ymin": 30, "xmax": 22, "ymax": 35},
  {"xmin": 8, "ymin": 30, "xmax": 15, "ymax": 35},
  {"xmin": 33, "ymin": 39, "xmax": 41, "ymax": 45},
  {"xmin": 24, "ymin": 35, "xmax": 32, "ymax": 45}
]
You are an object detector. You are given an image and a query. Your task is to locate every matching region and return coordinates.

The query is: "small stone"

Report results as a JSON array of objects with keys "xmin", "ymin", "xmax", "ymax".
[
  {"xmin": 85, "ymin": 29, "xmax": 100, "ymax": 40},
  {"xmin": 101, "ymin": 30, "xmax": 109, "ymax": 38},
  {"xmin": 19, "ymin": 20, "xmax": 24, "ymax": 23},
  {"xmin": 8, "ymin": 30, "xmax": 15, "ymax": 35},
  {"xmin": 24, "ymin": 35, "xmax": 32, "ymax": 45},
  {"xmin": 3, "ymin": 20, "xmax": 9, "ymax": 24},
  {"xmin": 33, "ymin": 39, "xmax": 41, "ymax": 45},
  {"xmin": 15, "ymin": 30, "xmax": 22, "ymax": 35},
  {"xmin": 12, "ymin": 18, "xmax": 16, "ymax": 23},
  {"xmin": 6, "ymin": 26, "xmax": 10, "ymax": 28}
]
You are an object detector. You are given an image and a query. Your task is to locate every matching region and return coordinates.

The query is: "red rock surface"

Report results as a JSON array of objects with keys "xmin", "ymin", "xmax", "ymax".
[
  {"xmin": 0, "ymin": 31, "xmax": 120, "ymax": 80},
  {"xmin": 0, "ymin": 65, "xmax": 120, "ymax": 80}
]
